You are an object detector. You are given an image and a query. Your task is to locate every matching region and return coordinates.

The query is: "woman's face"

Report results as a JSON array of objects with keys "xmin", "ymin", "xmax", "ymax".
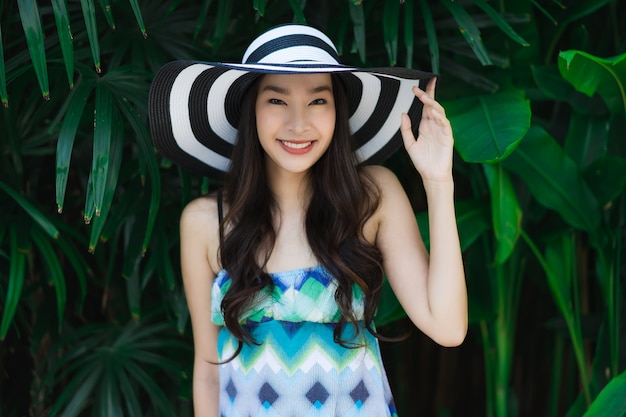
[{"xmin": 255, "ymin": 73, "xmax": 336, "ymax": 177}]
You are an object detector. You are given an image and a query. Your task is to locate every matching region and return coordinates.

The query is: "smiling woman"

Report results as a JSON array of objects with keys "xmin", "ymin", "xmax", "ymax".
[{"xmin": 149, "ymin": 24, "xmax": 466, "ymax": 416}]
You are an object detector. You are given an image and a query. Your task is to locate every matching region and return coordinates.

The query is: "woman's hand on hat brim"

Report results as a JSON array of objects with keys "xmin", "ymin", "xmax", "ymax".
[{"xmin": 400, "ymin": 78, "xmax": 455, "ymax": 184}]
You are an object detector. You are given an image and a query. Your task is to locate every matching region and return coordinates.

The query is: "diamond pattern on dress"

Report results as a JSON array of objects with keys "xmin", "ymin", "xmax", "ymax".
[
  {"xmin": 306, "ymin": 381, "xmax": 330, "ymax": 409},
  {"xmin": 280, "ymin": 320, "xmax": 305, "ymax": 338},
  {"xmin": 214, "ymin": 266, "xmax": 397, "ymax": 416},
  {"xmin": 259, "ymin": 382, "xmax": 279, "ymax": 409},
  {"xmin": 225, "ymin": 378, "xmax": 237, "ymax": 401},
  {"xmin": 350, "ymin": 380, "xmax": 370, "ymax": 408}
]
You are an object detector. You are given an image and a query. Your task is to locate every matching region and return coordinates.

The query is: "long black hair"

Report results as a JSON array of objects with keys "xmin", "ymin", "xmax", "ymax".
[{"xmin": 219, "ymin": 74, "xmax": 385, "ymax": 357}]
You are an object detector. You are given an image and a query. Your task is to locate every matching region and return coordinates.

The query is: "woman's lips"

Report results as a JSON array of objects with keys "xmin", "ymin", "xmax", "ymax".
[{"xmin": 278, "ymin": 140, "xmax": 315, "ymax": 154}]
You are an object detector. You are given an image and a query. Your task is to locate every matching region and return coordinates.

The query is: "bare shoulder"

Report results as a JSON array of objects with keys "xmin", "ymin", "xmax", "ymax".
[
  {"xmin": 361, "ymin": 165, "xmax": 411, "ymax": 243},
  {"xmin": 180, "ymin": 193, "xmax": 222, "ymax": 274},
  {"xmin": 361, "ymin": 165, "xmax": 407, "ymax": 201},
  {"xmin": 180, "ymin": 194, "xmax": 219, "ymax": 226}
]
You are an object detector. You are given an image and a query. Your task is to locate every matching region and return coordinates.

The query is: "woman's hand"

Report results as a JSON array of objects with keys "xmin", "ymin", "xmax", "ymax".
[{"xmin": 400, "ymin": 78, "xmax": 454, "ymax": 183}]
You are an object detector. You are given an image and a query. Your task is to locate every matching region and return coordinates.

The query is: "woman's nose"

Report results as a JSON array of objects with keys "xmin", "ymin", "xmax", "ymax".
[{"xmin": 286, "ymin": 106, "xmax": 310, "ymax": 133}]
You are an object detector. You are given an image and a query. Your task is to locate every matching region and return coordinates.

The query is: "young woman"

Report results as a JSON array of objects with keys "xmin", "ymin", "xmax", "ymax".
[{"xmin": 149, "ymin": 24, "xmax": 466, "ymax": 417}]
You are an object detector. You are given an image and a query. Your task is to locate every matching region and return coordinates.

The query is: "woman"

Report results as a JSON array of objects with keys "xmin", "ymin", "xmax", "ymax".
[{"xmin": 149, "ymin": 24, "xmax": 467, "ymax": 417}]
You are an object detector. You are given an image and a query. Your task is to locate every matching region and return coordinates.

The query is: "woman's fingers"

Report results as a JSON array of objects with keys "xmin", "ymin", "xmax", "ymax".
[
  {"xmin": 400, "ymin": 112, "xmax": 416, "ymax": 149},
  {"xmin": 425, "ymin": 77, "xmax": 437, "ymax": 98}
]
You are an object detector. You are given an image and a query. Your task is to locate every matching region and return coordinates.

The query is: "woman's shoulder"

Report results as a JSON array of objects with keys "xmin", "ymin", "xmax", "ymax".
[
  {"xmin": 179, "ymin": 193, "xmax": 222, "ymax": 246},
  {"xmin": 360, "ymin": 164, "xmax": 413, "ymax": 221},
  {"xmin": 180, "ymin": 192, "xmax": 223, "ymax": 274},
  {"xmin": 180, "ymin": 193, "xmax": 220, "ymax": 226},
  {"xmin": 361, "ymin": 164, "xmax": 404, "ymax": 194},
  {"xmin": 360, "ymin": 165, "xmax": 408, "ymax": 242}
]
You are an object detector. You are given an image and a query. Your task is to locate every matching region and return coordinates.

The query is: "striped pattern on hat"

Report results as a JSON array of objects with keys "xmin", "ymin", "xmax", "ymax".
[{"xmin": 148, "ymin": 24, "xmax": 435, "ymax": 177}]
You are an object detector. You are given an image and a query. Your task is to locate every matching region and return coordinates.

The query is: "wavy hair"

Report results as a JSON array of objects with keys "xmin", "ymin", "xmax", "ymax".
[{"xmin": 219, "ymin": 74, "xmax": 385, "ymax": 358}]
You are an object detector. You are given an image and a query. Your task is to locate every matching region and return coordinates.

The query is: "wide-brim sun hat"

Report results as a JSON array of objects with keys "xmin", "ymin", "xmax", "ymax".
[{"xmin": 148, "ymin": 24, "xmax": 436, "ymax": 177}]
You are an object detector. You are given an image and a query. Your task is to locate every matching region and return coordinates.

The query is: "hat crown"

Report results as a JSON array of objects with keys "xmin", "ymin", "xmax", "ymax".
[{"xmin": 241, "ymin": 24, "xmax": 341, "ymax": 66}]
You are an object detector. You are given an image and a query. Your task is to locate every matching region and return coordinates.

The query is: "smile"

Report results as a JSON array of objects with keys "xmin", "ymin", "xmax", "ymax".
[{"xmin": 279, "ymin": 140, "xmax": 313, "ymax": 149}]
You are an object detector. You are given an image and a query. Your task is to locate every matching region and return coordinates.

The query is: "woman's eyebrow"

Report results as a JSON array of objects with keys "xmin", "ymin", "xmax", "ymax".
[
  {"xmin": 310, "ymin": 85, "xmax": 332, "ymax": 94},
  {"xmin": 261, "ymin": 85, "xmax": 289, "ymax": 94}
]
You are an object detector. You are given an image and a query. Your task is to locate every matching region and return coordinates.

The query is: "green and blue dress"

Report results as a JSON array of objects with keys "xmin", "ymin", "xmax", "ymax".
[{"xmin": 211, "ymin": 265, "xmax": 399, "ymax": 417}]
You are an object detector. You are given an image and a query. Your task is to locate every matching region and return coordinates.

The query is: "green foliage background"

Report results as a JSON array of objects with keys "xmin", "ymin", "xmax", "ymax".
[{"xmin": 0, "ymin": 1, "xmax": 625, "ymax": 416}]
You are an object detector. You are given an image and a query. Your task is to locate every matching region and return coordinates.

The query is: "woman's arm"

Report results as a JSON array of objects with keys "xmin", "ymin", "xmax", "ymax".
[
  {"xmin": 373, "ymin": 78, "xmax": 467, "ymax": 346},
  {"xmin": 180, "ymin": 196, "xmax": 222, "ymax": 416}
]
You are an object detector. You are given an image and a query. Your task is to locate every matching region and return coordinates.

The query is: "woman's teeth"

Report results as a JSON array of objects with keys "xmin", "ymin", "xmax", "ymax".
[{"xmin": 281, "ymin": 141, "xmax": 312, "ymax": 149}]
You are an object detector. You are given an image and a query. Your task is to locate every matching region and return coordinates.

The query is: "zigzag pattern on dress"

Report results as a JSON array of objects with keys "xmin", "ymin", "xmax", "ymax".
[
  {"xmin": 221, "ymin": 320, "xmax": 380, "ymax": 377},
  {"xmin": 211, "ymin": 266, "xmax": 365, "ymax": 325},
  {"xmin": 212, "ymin": 266, "xmax": 399, "ymax": 416},
  {"xmin": 217, "ymin": 320, "xmax": 398, "ymax": 416}
]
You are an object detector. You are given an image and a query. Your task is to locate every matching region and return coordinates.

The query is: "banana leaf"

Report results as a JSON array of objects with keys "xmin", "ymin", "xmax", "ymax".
[
  {"xmin": 558, "ymin": 50, "xmax": 626, "ymax": 115},
  {"xmin": 446, "ymin": 89, "xmax": 531, "ymax": 163}
]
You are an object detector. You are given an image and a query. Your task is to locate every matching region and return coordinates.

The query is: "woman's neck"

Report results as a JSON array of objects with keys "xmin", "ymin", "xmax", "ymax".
[{"xmin": 266, "ymin": 167, "xmax": 312, "ymax": 210}]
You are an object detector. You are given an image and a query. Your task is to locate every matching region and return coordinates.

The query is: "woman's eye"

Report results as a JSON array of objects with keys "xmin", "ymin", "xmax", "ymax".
[
  {"xmin": 268, "ymin": 98, "xmax": 284, "ymax": 105},
  {"xmin": 310, "ymin": 98, "xmax": 326, "ymax": 105}
]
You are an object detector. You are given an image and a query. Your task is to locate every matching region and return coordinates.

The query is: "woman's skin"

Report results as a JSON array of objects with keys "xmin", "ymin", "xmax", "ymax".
[{"xmin": 179, "ymin": 73, "xmax": 467, "ymax": 417}]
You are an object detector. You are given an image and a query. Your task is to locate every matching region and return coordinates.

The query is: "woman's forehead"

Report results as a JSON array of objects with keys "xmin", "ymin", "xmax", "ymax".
[{"xmin": 257, "ymin": 73, "xmax": 333, "ymax": 93}]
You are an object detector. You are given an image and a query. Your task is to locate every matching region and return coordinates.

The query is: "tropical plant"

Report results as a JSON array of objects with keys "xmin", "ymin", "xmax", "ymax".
[{"xmin": 0, "ymin": 0, "xmax": 624, "ymax": 416}]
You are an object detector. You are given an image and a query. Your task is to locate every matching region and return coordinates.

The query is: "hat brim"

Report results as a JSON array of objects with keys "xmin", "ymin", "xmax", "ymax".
[{"xmin": 149, "ymin": 60, "xmax": 436, "ymax": 177}]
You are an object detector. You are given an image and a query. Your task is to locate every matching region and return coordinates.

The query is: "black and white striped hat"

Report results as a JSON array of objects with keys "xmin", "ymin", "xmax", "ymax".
[{"xmin": 149, "ymin": 24, "xmax": 435, "ymax": 177}]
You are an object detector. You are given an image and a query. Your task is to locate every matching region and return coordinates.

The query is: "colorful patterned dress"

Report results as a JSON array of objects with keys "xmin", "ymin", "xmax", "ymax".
[{"xmin": 211, "ymin": 265, "xmax": 399, "ymax": 417}]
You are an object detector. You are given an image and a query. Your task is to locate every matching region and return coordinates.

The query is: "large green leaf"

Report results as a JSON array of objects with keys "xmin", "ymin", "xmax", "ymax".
[
  {"xmin": 558, "ymin": 50, "xmax": 626, "ymax": 115},
  {"xmin": 88, "ymin": 105, "xmax": 123, "ymax": 252},
  {"xmin": 80, "ymin": 0, "xmax": 101, "ymax": 73},
  {"xmin": 128, "ymin": 0, "xmax": 147, "ymax": 38},
  {"xmin": 583, "ymin": 370, "xmax": 626, "ymax": 416},
  {"xmin": 17, "ymin": 0, "xmax": 49, "ymax": 99},
  {"xmin": 56, "ymin": 76, "xmax": 97, "ymax": 212},
  {"xmin": 98, "ymin": 0, "xmax": 116, "ymax": 29},
  {"xmin": 502, "ymin": 125, "xmax": 600, "ymax": 235},
  {"xmin": 446, "ymin": 89, "xmax": 531, "ymax": 163},
  {"xmin": 51, "ymin": 0, "xmax": 75, "ymax": 89},
  {"xmin": 0, "ymin": 224, "xmax": 28, "ymax": 340},
  {"xmin": 482, "ymin": 164, "xmax": 522, "ymax": 264},
  {"xmin": 92, "ymin": 83, "xmax": 113, "ymax": 217}
]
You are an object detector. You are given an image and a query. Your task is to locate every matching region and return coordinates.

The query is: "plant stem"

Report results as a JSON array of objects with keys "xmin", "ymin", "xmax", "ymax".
[
  {"xmin": 480, "ymin": 321, "xmax": 495, "ymax": 417},
  {"xmin": 520, "ymin": 230, "xmax": 592, "ymax": 406}
]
